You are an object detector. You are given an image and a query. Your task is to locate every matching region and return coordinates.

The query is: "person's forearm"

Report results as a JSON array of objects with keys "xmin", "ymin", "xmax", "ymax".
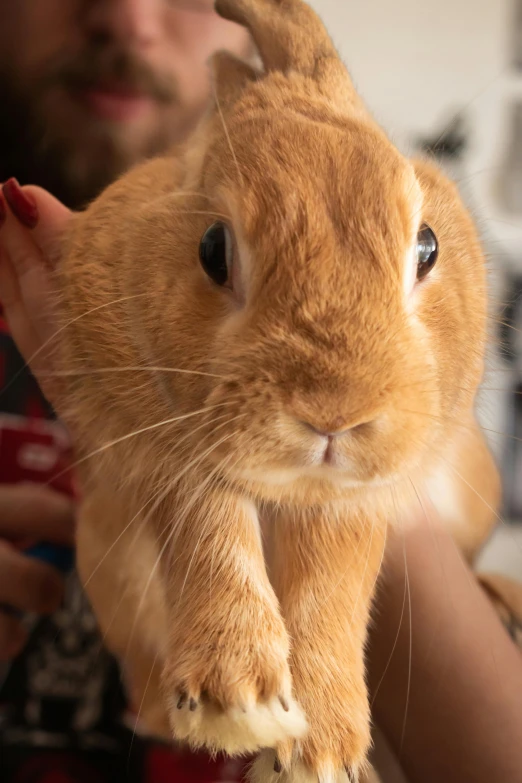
[{"xmin": 367, "ymin": 522, "xmax": 522, "ymax": 783}]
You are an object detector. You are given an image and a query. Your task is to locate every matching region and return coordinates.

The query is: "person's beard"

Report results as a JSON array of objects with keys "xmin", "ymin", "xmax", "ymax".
[{"xmin": 0, "ymin": 43, "xmax": 180, "ymax": 210}]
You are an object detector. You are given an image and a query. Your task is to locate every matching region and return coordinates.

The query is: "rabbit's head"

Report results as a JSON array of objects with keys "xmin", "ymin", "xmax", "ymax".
[{"xmin": 61, "ymin": 0, "xmax": 488, "ymax": 505}]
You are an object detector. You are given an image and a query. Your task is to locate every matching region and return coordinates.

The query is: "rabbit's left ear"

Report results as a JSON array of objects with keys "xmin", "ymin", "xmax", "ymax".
[{"xmin": 214, "ymin": 0, "xmax": 365, "ymax": 113}]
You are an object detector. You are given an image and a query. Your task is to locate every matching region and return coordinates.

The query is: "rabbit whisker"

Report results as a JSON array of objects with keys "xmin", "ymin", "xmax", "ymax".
[
  {"xmin": 83, "ymin": 409, "xmax": 239, "ymax": 588},
  {"xmin": 177, "ymin": 209, "xmax": 230, "ymax": 221},
  {"xmin": 121, "ymin": 430, "xmax": 239, "ymax": 668},
  {"xmin": 212, "ymin": 80, "xmax": 244, "ymax": 187},
  {"xmin": 128, "ymin": 648, "xmax": 161, "ymax": 763},
  {"xmin": 0, "ymin": 292, "xmax": 152, "ymax": 401},
  {"xmin": 439, "ymin": 456, "xmax": 522, "ymax": 555},
  {"xmin": 40, "ymin": 365, "xmax": 227, "ymax": 380}
]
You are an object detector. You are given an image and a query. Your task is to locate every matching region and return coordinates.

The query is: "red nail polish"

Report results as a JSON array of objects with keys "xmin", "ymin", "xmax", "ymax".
[
  {"xmin": 2, "ymin": 178, "xmax": 38, "ymax": 229},
  {"xmin": 0, "ymin": 194, "xmax": 6, "ymax": 228}
]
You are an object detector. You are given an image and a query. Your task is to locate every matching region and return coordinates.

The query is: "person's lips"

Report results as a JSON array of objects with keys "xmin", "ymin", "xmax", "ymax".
[{"xmin": 77, "ymin": 85, "xmax": 155, "ymax": 122}]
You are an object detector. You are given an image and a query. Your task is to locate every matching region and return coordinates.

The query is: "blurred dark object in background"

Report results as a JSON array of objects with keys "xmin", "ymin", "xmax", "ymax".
[
  {"xmin": 513, "ymin": 0, "xmax": 522, "ymax": 70},
  {"xmin": 418, "ymin": 112, "xmax": 468, "ymax": 160},
  {"xmin": 498, "ymin": 102, "xmax": 522, "ymax": 215},
  {"xmin": 499, "ymin": 275, "xmax": 522, "ymax": 520}
]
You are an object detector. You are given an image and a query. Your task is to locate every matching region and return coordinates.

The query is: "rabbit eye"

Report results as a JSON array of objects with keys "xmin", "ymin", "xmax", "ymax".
[
  {"xmin": 416, "ymin": 224, "xmax": 438, "ymax": 281},
  {"xmin": 199, "ymin": 221, "xmax": 233, "ymax": 287}
]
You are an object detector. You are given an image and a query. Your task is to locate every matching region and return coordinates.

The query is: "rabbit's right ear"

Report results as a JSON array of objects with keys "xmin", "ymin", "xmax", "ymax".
[{"xmin": 215, "ymin": 0, "xmax": 364, "ymax": 112}]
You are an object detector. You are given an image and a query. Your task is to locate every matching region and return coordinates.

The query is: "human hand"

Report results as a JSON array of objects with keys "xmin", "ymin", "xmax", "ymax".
[
  {"xmin": 367, "ymin": 519, "xmax": 522, "ymax": 783},
  {"xmin": 0, "ymin": 181, "xmax": 75, "ymax": 661},
  {"xmin": 0, "ymin": 483, "xmax": 75, "ymax": 661}
]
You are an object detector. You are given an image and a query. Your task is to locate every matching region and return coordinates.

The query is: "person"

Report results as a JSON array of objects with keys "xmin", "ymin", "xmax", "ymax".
[
  {"xmin": 2, "ymin": 189, "xmax": 522, "ymax": 783},
  {"xmin": 0, "ymin": 2, "xmax": 250, "ymax": 782},
  {"xmin": 0, "ymin": 0, "xmax": 249, "ymax": 210}
]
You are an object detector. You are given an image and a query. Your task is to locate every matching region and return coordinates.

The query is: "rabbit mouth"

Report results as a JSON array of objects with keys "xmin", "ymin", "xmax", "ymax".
[
  {"xmin": 234, "ymin": 462, "xmax": 380, "ymax": 490},
  {"xmin": 322, "ymin": 438, "xmax": 340, "ymax": 468}
]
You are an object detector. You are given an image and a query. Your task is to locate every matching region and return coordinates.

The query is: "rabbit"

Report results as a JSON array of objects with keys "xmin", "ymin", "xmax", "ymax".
[{"xmin": 50, "ymin": 0, "xmax": 500, "ymax": 780}]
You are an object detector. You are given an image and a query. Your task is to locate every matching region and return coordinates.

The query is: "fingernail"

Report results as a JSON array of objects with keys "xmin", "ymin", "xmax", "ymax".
[
  {"xmin": 0, "ymin": 194, "xmax": 6, "ymax": 228},
  {"xmin": 2, "ymin": 178, "xmax": 39, "ymax": 229}
]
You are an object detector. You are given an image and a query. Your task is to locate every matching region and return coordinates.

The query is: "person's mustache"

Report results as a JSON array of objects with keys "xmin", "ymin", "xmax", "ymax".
[{"xmin": 45, "ymin": 47, "xmax": 177, "ymax": 105}]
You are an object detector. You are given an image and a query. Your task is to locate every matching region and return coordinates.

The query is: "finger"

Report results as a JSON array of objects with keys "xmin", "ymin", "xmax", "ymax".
[
  {"xmin": 0, "ymin": 187, "xmax": 72, "ymax": 403},
  {"xmin": 0, "ymin": 612, "xmax": 27, "ymax": 661},
  {"xmin": 0, "ymin": 213, "xmax": 52, "ymax": 376},
  {"xmin": 0, "ymin": 484, "xmax": 76, "ymax": 545},
  {"xmin": 23, "ymin": 186, "xmax": 72, "ymax": 269},
  {"xmin": 1, "ymin": 182, "xmax": 72, "ymax": 271},
  {"xmin": 0, "ymin": 193, "xmax": 56, "ymax": 336},
  {"xmin": 0, "ymin": 192, "xmax": 30, "ymax": 338},
  {"xmin": 0, "ymin": 541, "xmax": 64, "ymax": 614},
  {"xmin": 0, "ymin": 182, "xmax": 45, "ymax": 279}
]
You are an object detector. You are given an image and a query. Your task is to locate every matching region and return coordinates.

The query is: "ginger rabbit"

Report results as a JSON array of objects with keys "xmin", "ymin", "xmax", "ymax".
[{"xmin": 52, "ymin": 1, "xmax": 500, "ymax": 780}]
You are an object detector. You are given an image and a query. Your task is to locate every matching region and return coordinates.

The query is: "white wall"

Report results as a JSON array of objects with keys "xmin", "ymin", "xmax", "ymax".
[{"xmin": 310, "ymin": 0, "xmax": 509, "ymax": 144}]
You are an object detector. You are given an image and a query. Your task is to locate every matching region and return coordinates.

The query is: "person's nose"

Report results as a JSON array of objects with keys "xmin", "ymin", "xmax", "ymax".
[{"xmin": 81, "ymin": 0, "xmax": 163, "ymax": 50}]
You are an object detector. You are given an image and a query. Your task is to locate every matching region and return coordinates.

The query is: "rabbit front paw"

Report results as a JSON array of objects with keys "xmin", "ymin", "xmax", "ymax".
[
  {"xmin": 249, "ymin": 747, "xmax": 366, "ymax": 783},
  {"xmin": 163, "ymin": 608, "xmax": 307, "ymax": 755},
  {"xmin": 248, "ymin": 702, "xmax": 370, "ymax": 783}
]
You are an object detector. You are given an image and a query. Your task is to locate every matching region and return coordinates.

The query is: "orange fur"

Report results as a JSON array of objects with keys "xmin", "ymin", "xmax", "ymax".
[{"xmin": 51, "ymin": 1, "xmax": 500, "ymax": 780}]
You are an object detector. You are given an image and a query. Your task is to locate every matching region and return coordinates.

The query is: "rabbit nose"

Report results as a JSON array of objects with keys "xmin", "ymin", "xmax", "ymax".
[
  {"xmin": 300, "ymin": 418, "xmax": 351, "ymax": 438},
  {"xmin": 302, "ymin": 424, "xmax": 341, "ymax": 439},
  {"xmin": 300, "ymin": 416, "xmax": 374, "ymax": 438}
]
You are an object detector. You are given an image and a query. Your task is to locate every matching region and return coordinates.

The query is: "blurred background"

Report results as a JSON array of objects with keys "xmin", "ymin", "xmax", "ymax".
[{"xmin": 310, "ymin": 0, "xmax": 522, "ymax": 578}]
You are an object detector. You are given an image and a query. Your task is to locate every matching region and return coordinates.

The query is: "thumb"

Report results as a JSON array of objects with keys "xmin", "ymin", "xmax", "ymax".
[
  {"xmin": 23, "ymin": 186, "xmax": 73, "ymax": 269},
  {"xmin": 0, "ymin": 183, "xmax": 72, "ymax": 401}
]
